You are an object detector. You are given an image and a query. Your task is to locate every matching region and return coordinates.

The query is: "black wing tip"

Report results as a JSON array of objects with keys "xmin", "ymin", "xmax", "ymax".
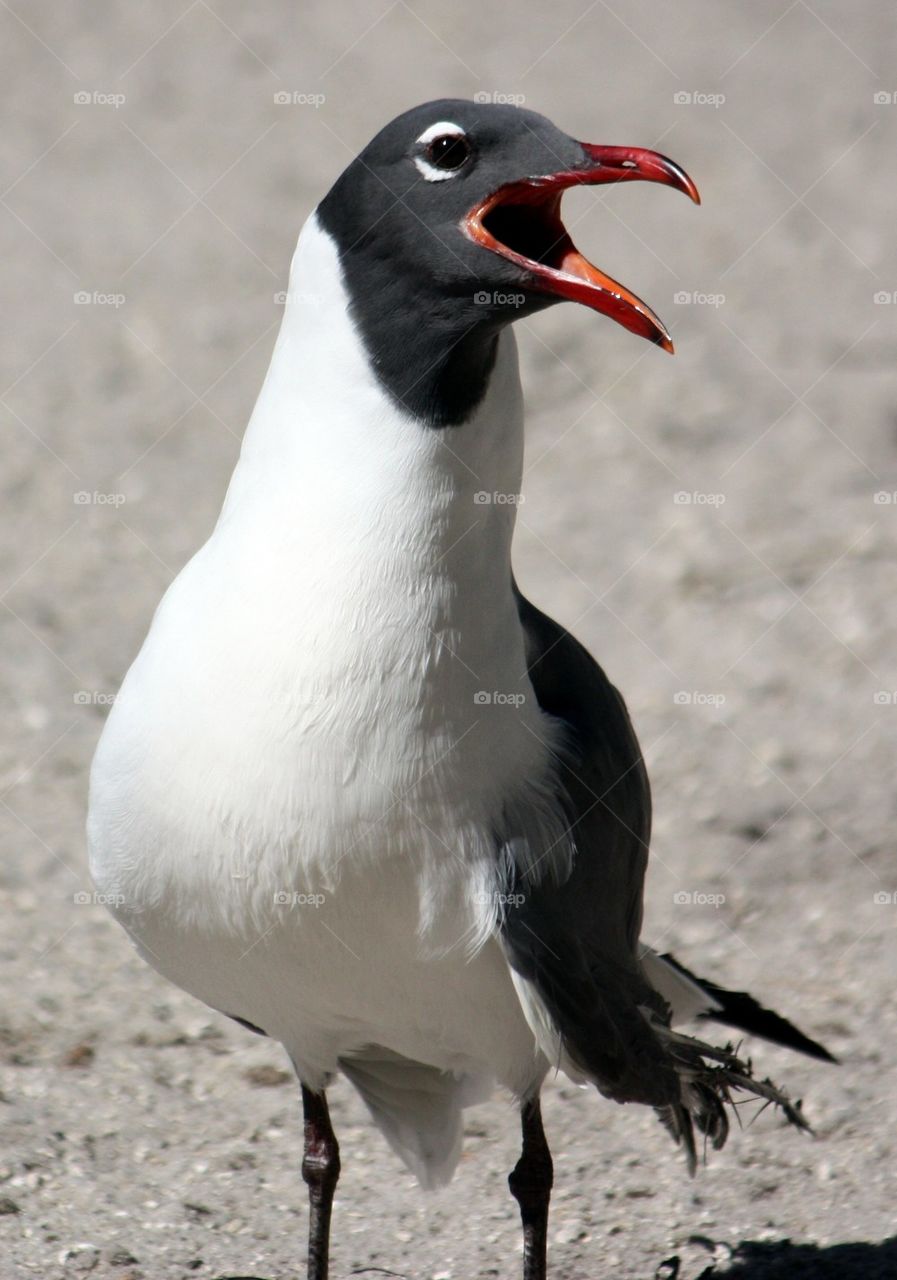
[
  {"xmin": 699, "ymin": 1008, "xmax": 838, "ymax": 1065},
  {"xmin": 659, "ymin": 951, "xmax": 838, "ymax": 1065},
  {"xmin": 225, "ymin": 1012, "xmax": 269, "ymax": 1037}
]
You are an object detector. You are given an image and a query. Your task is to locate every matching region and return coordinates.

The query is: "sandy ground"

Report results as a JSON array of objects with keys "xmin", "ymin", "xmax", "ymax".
[{"xmin": 2, "ymin": 2, "xmax": 897, "ymax": 1277}]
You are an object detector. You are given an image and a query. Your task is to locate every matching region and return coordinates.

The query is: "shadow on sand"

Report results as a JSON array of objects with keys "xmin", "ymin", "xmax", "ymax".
[
  {"xmin": 683, "ymin": 1235, "xmax": 897, "ymax": 1279},
  {"xmin": 218, "ymin": 1239, "xmax": 897, "ymax": 1280}
]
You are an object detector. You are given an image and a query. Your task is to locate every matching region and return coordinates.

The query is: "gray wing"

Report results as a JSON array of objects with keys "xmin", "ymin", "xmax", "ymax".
[
  {"xmin": 499, "ymin": 583, "xmax": 679, "ymax": 1107},
  {"xmin": 501, "ymin": 587, "xmax": 813, "ymax": 1162}
]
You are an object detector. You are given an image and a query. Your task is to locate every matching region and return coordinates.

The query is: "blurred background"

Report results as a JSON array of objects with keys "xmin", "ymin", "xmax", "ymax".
[{"xmin": 2, "ymin": 3, "xmax": 896, "ymax": 1277}]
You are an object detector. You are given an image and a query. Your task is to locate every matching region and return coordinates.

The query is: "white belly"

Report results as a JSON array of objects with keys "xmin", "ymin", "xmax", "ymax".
[
  {"xmin": 105, "ymin": 838, "xmax": 544, "ymax": 1095},
  {"xmin": 88, "ymin": 523, "xmax": 566, "ymax": 1099},
  {"xmin": 89, "ymin": 663, "xmax": 555, "ymax": 1093}
]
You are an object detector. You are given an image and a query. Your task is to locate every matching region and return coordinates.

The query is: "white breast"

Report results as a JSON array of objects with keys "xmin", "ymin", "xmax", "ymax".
[{"xmin": 88, "ymin": 214, "xmax": 568, "ymax": 1095}]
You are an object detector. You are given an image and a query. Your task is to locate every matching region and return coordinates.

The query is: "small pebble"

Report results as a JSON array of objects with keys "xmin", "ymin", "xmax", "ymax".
[
  {"xmin": 63, "ymin": 1043, "xmax": 96, "ymax": 1068},
  {"xmin": 183, "ymin": 1201, "xmax": 212, "ymax": 1217},
  {"xmin": 243, "ymin": 1064, "xmax": 291, "ymax": 1087},
  {"xmin": 105, "ymin": 1245, "xmax": 139, "ymax": 1265},
  {"xmin": 59, "ymin": 1242, "xmax": 101, "ymax": 1272}
]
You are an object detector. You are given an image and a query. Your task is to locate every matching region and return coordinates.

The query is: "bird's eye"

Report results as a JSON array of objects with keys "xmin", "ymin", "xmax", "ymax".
[{"xmin": 425, "ymin": 134, "xmax": 471, "ymax": 171}]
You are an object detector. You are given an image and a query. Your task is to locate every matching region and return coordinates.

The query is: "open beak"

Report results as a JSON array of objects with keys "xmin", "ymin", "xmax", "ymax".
[{"xmin": 464, "ymin": 144, "xmax": 700, "ymax": 353}]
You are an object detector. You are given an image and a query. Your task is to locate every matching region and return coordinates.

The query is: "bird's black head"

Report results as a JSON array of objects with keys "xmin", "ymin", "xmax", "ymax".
[{"xmin": 317, "ymin": 99, "xmax": 699, "ymax": 427}]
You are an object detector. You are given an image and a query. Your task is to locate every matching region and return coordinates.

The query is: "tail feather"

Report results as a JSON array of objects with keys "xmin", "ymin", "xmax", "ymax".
[
  {"xmin": 657, "ymin": 951, "xmax": 837, "ymax": 1064},
  {"xmin": 338, "ymin": 1045, "xmax": 491, "ymax": 1189},
  {"xmin": 650, "ymin": 1022, "xmax": 811, "ymax": 1174}
]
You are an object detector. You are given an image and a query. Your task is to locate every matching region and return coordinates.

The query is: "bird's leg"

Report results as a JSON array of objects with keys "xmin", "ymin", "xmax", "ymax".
[
  {"xmin": 301, "ymin": 1085, "xmax": 341, "ymax": 1280},
  {"xmin": 508, "ymin": 1095, "xmax": 553, "ymax": 1280}
]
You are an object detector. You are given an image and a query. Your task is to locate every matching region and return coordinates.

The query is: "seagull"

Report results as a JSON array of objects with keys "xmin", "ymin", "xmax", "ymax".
[{"xmin": 88, "ymin": 99, "xmax": 832, "ymax": 1280}]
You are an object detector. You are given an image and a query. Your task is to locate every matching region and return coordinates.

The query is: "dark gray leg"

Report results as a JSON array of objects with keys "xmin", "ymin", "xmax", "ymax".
[
  {"xmin": 301, "ymin": 1085, "xmax": 341, "ymax": 1280},
  {"xmin": 508, "ymin": 1095, "xmax": 553, "ymax": 1280}
]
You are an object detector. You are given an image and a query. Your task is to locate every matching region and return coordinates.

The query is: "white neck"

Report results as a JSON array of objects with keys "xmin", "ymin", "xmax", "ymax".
[
  {"xmin": 180, "ymin": 209, "xmax": 542, "ymax": 814},
  {"xmin": 216, "ymin": 212, "xmax": 525, "ymax": 599}
]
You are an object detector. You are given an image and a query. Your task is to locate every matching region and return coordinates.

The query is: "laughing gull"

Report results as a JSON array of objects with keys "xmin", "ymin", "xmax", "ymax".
[{"xmin": 88, "ymin": 100, "xmax": 832, "ymax": 1279}]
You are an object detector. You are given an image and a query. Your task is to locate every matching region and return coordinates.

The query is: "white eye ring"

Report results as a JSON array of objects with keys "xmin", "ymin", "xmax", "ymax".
[{"xmin": 413, "ymin": 120, "xmax": 468, "ymax": 182}]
